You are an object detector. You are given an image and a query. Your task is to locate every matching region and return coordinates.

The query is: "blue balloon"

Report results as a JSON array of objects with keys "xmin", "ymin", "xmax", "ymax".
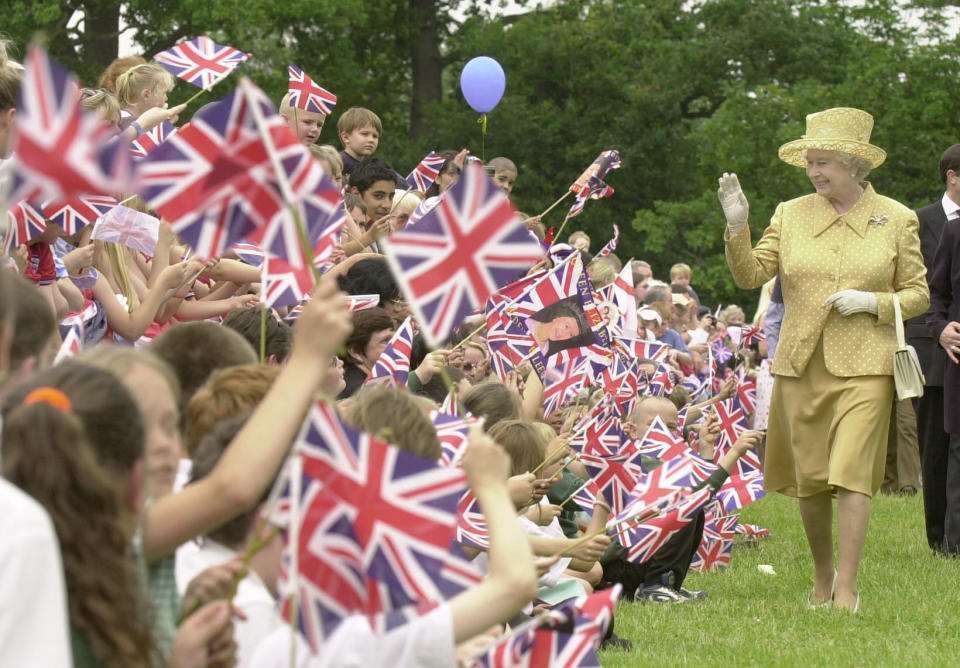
[{"xmin": 460, "ymin": 56, "xmax": 506, "ymax": 114}]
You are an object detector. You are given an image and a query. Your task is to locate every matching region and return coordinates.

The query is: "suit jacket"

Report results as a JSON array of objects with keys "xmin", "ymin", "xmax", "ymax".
[
  {"xmin": 726, "ymin": 183, "xmax": 929, "ymax": 378},
  {"xmin": 907, "ymin": 201, "xmax": 947, "ymax": 385},
  {"xmin": 927, "ymin": 218, "xmax": 960, "ymax": 432}
]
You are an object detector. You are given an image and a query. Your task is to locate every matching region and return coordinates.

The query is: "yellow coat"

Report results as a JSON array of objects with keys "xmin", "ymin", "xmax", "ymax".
[{"xmin": 726, "ymin": 183, "xmax": 929, "ymax": 377}]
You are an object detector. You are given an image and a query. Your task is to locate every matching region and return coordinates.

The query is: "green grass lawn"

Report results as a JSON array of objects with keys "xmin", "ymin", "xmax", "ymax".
[{"xmin": 598, "ymin": 493, "xmax": 960, "ymax": 667}]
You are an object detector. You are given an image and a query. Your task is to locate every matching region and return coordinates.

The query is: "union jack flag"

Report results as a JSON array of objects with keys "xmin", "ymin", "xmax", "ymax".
[
  {"xmin": 284, "ymin": 293, "xmax": 379, "ymax": 323},
  {"xmin": 466, "ymin": 623, "xmax": 538, "ymax": 668},
  {"xmin": 231, "ymin": 241, "xmax": 265, "ymax": 267},
  {"xmin": 455, "ymin": 490, "xmax": 489, "ymax": 549},
  {"xmin": 130, "ymin": 121, "xmax": 176, "ymax": 159},
  {"xmin": 365, "ymin": 317, "xmax": 414, "ymax": 387},
  {"xmin": 382, "ymin": 163, "xmax": 544, "ymax": 347},
  {"xmin": 565, "ymin": 150, "xmax": 621, "ymax": 220},
  {"xmin": 690, "ymin": 529, "xmax": 733, "ymax": 572},
  {"xmin": 636, "ymin": 416, "xmax": 717, "ymax": 485},
  {"xmin": 154, "ymin": 35, "xmax": 250, "ymax": 89},
  {"xmin": 543, "ymin": 357, "xmax": 590, "ymax": 417},
  {"xmin": 613, "ymin": 336, "xmax": 670, "ymax": 363},
  {"xmin": 261, "ymin": 255, "xmax": 314, "ymax": 309},
  {"xmin": 42, "ymin": 195, "xmax": 117, "ymax": 234},
  {"xmin": 138, "ymin": 80, "xmax": 326, "ymax": 259},
  {"xmin": 279, "ymin": 402, "xmax": 479, "ymax": 650},
  {"xmin": 53, "ymin": 320, "xmax": 83, "ymax": 365},
  {"xmin": 89, "ymin": 205, "xmax": 160, "ymax": 255},
  {"xmin": 647, "ymin": 363, "xmax": 676, "ymax": 397},
  {"xmin": 608, "ymin": 458, "xmax": 700, "ymax": 528},
  {"xmin": 739, "ymin": 324, "xmax": 766, "ymax": 348},
  {"xmin": 619, "ymin": 486, "xmax": 712, "ymax": 564},
  {"xmin": 736, "ymin": 369, "xmax": 758, "ymax": 414},
  {"xmin": 573, "ymin": 446, "xmax": 652, "ymax": 516},
  {"xmin": 594, "ymin": 223, "xmax": 619, "ymax": 259},
  {"xmin": 716, "ymin": 468, "xmax": 765, "ymax": 513},
  {"xmin": 568, "ymin": 411, "xmax": 624, "ymax": 458},
  {"xmin": 405, "ymin": 151, "xmax": 445, "ymax": 193},
  {"xmin": 4, "ymin": 201, "xmax": 47, "ymax": 248},
  {"xmin": 6, "ymin": 44, "xmax": 132, "ymax": 206},
  {"xmin": 287, "ymin": 64, "xmax": 337, "ymax": 115},
  {"xmin": 433, "ymin": 411, "xmax": 478, "ymax": 467},
  {"xmin": 736, "ymin": 522, "xmax": 771, "ymax": 539},
  {"xmin": 600, "ymin": 258, "xmax": 636, "ymax": 336},
  {"xmin": 246, "ymin": 174, "xmax": 342, "ymax": 270}
]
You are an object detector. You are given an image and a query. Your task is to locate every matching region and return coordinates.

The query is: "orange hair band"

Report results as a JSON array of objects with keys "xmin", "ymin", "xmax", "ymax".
[{"xmin": 23, "ymin": 387, "xmax": 73, "ymax": 413}]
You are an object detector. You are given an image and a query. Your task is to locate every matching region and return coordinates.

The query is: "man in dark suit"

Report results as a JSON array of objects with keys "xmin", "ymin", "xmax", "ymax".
[{"xmin": 923, "ymin": 143, "xmax": 960, "ymax": 555}]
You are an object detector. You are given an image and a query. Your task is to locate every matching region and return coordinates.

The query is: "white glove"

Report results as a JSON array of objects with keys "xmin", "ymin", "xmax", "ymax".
[
  {"xmin": 717, "ymin": 172, "xmax": 749, "ymax": 234},
  {"xmin": 824, "ymin": 290, "xmax": 878, "ymax": 316}
]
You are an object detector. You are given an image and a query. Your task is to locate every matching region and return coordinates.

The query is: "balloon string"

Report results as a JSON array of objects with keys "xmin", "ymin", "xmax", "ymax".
[{"xmin": 477, "ymin": 114, "xmax": 487, "ymax": 162}]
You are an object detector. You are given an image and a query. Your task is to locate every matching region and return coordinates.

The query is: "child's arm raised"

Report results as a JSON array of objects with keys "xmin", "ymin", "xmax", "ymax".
[
  {"xmin": 449, "ymin": 428, "xmax": 539, "ymax": 643},
  {"xmin": 142, "ymin": 276, "xmax": 352, "ymax": 561},
  {"xmin": 91, "ymin": 262, "xmax": 190, "ymax": 340}
]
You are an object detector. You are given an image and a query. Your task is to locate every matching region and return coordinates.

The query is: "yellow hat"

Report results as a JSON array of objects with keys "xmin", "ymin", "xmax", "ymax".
[{"xmin": 778, "ymin": 107, "xmax": 886, "ymax": 169}]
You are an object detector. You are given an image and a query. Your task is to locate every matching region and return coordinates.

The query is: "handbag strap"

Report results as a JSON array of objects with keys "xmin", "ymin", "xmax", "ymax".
[{"xmin": 893, "ymin": 294, "xmax": 906, "ymax": 347}]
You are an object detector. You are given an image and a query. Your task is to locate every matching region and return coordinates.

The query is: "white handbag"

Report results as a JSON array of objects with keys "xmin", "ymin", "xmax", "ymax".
[{"xmin": 892, "ymin": 294, "xmax": 925, "ymax": 401}]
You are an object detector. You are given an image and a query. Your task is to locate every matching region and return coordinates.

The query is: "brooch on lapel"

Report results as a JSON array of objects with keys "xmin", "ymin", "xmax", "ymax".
[{"xmin": 868, "ymin": 213, "xmax": 889, "ymax": 227}]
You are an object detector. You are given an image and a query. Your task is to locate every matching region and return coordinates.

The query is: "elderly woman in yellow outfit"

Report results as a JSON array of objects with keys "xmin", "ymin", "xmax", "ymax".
[{"xmin": 718, "ymin": 108, "xmax": 929, "ymax": 613}]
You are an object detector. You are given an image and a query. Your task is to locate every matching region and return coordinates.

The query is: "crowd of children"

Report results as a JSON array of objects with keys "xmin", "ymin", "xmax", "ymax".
[{"xmin": 1, "ymin": 42, "xmax": 775, "ymax": 668}]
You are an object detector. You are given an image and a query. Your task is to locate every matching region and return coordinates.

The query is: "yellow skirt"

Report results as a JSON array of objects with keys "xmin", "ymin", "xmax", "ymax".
[{"xmin": 764, "ymin": 340, "xmax": 894, "ymax": 498}]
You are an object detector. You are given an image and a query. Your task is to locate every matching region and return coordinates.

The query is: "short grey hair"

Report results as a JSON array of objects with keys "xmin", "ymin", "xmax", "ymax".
[{"xmin": 835, "ymin": 152, "xmax": 872, "ymax": 181}]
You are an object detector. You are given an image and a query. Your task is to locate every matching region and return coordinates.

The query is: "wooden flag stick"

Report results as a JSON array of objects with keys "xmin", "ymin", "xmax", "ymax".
[
  {"xmin": 553, "ymin": 454, "xmax": 579, "ymax": 479},
  {"xmin": 182, "ymin": 86, "xmax": 210, "ymax": 107},
  {"xmin": 550, "ymin": 214, "xmax": 574, "ymax": 249},
  {"xmin": 529, "ymin": 442, "xmax": 571, "ymax": 477},
  {"xmin": 539, "ymin": 190, "xmax": 573, "ymax": 219},
  {"xmin": 557, "ymin": 480, "xmax": 590, "ymax": 508}
]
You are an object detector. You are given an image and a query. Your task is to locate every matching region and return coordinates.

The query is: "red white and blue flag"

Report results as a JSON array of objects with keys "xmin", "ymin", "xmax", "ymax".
[
  {"xmin": 137, "ymin": 80, "xmax": 325, "ymax": 259},
  {"xmin": 594, "ymin": 223, "xmax": 619, "ymax": 259},
  {"xmin": 405, "ymin": 151, "xmax": 445, "ymax": 193},
  {"xmin": 619, "ymin": 486, "xmax": 713, "ymax": 564},
  {"xmin": 6, "ymin": 44, "xmax": 132, "ymax": 206},
  {"xmin": 542, "ymin": 357, "xmax": 591, "ymax": 417},
  {"xmin": 42, "ymin": 195, "xmax": 118, "ymax": 235},
  {"xmin": 154, "ymin": 35, "xmax": 250, "ymax": 89},
  {"xmin": 433, "ymin": 411, "xmax": 479, "ymax": 468},
  {"xmin": 278, "ymin": 402, "xmax": 479, "ymax": 650},
  {"xmin": 4, "ymin": 201, "xmax": 47, "ymax": 249},
  {"xmin": 601, "ymin": 257, "xmax": 636, "ymax": 336},
  {"xmin": 287, "ymin": 65, "xmax": 337, "ymax": 115},
  {"xmin": 573, "ymin": 446, "xmax": 651, "ymax": 516},
  {"xmin": 89, "ymin": 205, "xmax": 160, "ymax": 255},
  {"xmin": 382, "ymin": 163, "xmax": 543, "ymax": 347},
  {"xmin": 565, "ymin": 150, "xmax": 621, "ymax": 220},
  {"xmin": 130, "ymin": 120, "xmax": 176, "ymax": 159},
  {"xmin": 365, "ymin": 317, "xmax": 414, "ymax": 387}
]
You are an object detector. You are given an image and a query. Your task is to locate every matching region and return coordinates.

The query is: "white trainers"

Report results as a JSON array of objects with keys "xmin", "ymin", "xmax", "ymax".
[{"xmin": 634, "ymin": 584, "xmax": 687, "ymax": 604}]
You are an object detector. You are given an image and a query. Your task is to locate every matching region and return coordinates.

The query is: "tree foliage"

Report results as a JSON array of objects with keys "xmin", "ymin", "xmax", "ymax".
[{"xmin": 3, "ymin": 0, "xmax": 959, "ymax": 311}]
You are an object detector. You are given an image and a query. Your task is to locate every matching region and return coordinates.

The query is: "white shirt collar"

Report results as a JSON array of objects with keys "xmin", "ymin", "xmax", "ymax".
[{"xmin": 941, "ymin": 192, "xmax": 960, "ymax": 219}]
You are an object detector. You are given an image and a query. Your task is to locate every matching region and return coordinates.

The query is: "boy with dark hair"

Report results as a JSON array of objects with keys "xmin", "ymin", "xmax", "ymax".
[
  {"xmin": 222, "ymin": 307, "xmax": 292, "ymax": 364},
  {"xmin": 337, "ymin": 107, "xmax": 382, "ymax": 178},
  {"xmin": 350, "ymin": 158, "xmax": 398, "ymax": 250}
]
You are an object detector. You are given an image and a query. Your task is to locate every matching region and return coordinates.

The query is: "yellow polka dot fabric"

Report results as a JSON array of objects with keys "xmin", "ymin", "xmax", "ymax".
[{"xmin": 725, "ymin": 183, "xmax": 929, "ymax": 377}]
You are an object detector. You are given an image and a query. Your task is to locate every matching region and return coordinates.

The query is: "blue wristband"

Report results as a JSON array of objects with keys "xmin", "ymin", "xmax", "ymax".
[{"xmin": 131, "ymin": 121, "xmax": 144, "ymax": 137}]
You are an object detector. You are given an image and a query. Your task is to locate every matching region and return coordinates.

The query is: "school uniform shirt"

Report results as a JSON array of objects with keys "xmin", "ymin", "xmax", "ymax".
[
  {"xmin": 0, "ymin": 479, "xmax": 73, "ymax": 667},
  {"xmin": 726, "ymin": 183, "xmax": 929, "ymax": 377},
  {"xmin": 176, "ymin": 539, "xmax": 281, "ymax": 668},
  {"xmin": 249, "ymin": 603, "xmax": 455, "ymax": 668}
]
